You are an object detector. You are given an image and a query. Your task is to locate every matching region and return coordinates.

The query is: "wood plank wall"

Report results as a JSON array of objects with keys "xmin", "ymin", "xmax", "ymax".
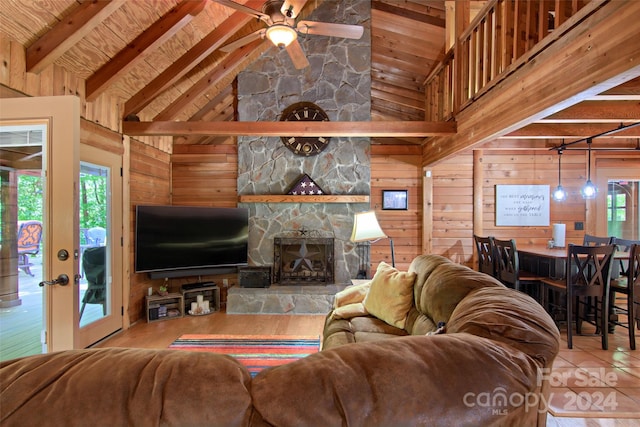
[
  {"xmin": 370, "ymin": 145, "xmax": 423, "ymax": 272},
  {"xmin": 427, "ymin": 146, "xmax": 640, "ymax": 270},
  {"xmin": 428, "ymin": 151, "xmax": 474, "ymax": 266},
  {"xmin": 429, "ymin": 148, "xmax": 582, "ymax": 268},
  {"xmin": 128, "ymin": 140, "xmax": 171, "ymax": 323},
  {"xmin": 171, "ymin": 144, "xmax": 239, "ymax": 208}
]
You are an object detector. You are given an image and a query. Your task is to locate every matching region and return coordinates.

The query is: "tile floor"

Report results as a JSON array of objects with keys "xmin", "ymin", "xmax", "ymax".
[{"xmin": 548, "ymin": 320, "xmax": 640, "ymax": 421}]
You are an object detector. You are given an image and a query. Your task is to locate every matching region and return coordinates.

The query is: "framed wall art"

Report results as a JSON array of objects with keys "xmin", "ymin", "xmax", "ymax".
[
  {"xmin": 382, "ymin": 190, "xmax": 408, "ymax": 210},
  {"xmin": 495, "ymin": 184, "xmax": 550, "ymax": 226}
]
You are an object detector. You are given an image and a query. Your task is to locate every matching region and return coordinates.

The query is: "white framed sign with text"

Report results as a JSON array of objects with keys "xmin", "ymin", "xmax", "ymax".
[{"xmin": 495, "ymin": 185, "xmax": 549, "ymax": 226}]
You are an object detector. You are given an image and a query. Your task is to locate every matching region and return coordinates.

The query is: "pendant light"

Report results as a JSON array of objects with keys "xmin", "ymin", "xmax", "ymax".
[
  {"xmin": 580, "ymin": 138, "xmax": 597, "ymax": 199},
  {"xmin": 552, "ymin": 148, "xmax": 567, "ymax": 201}
]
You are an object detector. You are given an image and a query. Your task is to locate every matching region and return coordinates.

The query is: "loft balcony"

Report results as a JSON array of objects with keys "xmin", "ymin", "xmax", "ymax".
[{"xmin": 423, "ymin": 0, "xmax": 640, "ymax": 165}]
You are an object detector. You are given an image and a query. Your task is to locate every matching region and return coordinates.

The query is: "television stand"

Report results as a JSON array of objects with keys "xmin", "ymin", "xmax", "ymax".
[
  {"xmin": 146, "ymin": 293, "xmax": 184, "ymax": 322},
  {"xmin": 181, "ymin": 281, "xmax": 215, "ymax": 291},
  {"xmin": 181, "ymin": 285, "xmax": 220, "ymax": 315}
]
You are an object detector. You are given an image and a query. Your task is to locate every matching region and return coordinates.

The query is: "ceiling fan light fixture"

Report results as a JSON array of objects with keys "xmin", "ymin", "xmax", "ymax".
[{"xmin": 266, "ymin": 24, "xmax": 297, "ymax": 48}]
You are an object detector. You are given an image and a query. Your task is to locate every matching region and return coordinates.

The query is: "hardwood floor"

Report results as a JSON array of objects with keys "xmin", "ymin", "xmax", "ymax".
[{"xmin": 95, "ymin": 312, "xmax": 326, "ymax": 349}]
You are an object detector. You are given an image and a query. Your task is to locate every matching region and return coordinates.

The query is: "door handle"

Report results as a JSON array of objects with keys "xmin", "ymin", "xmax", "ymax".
[{"xmin": 39, "ymin": 274, "xmax": 70, "ymax": 287}]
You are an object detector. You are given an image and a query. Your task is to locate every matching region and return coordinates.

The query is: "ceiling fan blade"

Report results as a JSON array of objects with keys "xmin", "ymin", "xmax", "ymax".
[
  {"xmin": 296, "ymin": 21, "xmax": 364, "ymax": 39},
  {"xmin": 285, "ymin": 39, "xmax": 309, "ymax": 69},
  {"xmin": 213, "ymin": 0, "xmax": 270, "ymax": 22},
  {"xmin": 280, "ymin": 0, "xmax": 308, "ymax": 19},
  {"xmin": 220, "ymin": 29, "xmax": 265, "ymax": 52}
]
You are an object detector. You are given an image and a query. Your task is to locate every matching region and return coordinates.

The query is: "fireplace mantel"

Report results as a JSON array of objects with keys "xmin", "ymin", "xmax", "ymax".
[{"xmin": 238, "ymin": 195, "xmax": 369, "ymax": 203}]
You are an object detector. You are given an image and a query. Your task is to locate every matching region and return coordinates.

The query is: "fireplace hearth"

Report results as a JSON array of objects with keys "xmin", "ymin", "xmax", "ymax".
[{"xmin": 274, "ymin": 237, "xmax": 334, "ymax": 285}]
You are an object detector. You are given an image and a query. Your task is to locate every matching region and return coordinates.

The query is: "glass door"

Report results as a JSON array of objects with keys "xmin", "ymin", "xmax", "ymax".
[
  {"xmin": 0, "ymin": 123, "xmax": 46, "ymax": 361},
  {"xmin": 0, "ymin": 96, "xmax": 80, "ymax": 357},
  {"xmin": 77, "ymin": 144, "xmax": 123, "ymax": 348}
]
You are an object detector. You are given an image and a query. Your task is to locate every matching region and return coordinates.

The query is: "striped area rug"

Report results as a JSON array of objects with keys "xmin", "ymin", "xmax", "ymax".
[{"xmin": 168, "ymin": 334, "xmax": 321, "ymax": 377}]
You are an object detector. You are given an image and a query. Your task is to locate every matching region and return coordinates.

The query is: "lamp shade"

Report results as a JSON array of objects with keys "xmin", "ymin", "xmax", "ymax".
[
  {"xmin": 350, "ymin": 211, "xmax": 387, "ymax": 242},
  {"xmin": 265, "ymin": 24, "xmax": 297, "ymax": 48}
]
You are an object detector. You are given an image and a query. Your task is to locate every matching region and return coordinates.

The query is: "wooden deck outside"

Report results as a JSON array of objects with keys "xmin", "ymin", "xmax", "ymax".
[{"xmin": 0, "ymin": 254, "xmax": 104, "ymax": 362}]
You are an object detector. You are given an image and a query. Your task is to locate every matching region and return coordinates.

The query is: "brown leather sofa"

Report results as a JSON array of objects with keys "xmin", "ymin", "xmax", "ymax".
[
  {"xmin": 319, "ymin": 254, "xmax": 561, "ymax": 426},
  {"xmin": 1, "ymin": 255, "xmax": 559, "ymax": 427}
]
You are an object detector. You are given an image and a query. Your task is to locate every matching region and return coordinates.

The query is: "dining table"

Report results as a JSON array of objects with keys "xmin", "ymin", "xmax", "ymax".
[
  {"xmin": 517, "ymin": 242, "xmax": 629, "ymax": 330},
  {"xmin": 517, "ymin": 243, "xmax": 629, "ymax": 280}
]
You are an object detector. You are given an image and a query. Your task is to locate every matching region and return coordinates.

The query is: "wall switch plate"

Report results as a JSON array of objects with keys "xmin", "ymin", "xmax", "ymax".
[
  {"xmin": 223, "ymin": 278, "xmax": 229, "ymax": 287},
  {"xmin": 575, "ymin": 222, "xmax": 584, "ymax": 230}
]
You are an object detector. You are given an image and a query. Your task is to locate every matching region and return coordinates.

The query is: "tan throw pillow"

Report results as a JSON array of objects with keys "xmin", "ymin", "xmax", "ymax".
[
  {"xmin": 363, "ymin": 262, "xmax": 416, "ymax": 329},
  {"xmin": 331, "ymin": 302, "xmax": 369, "ymax": 320},
  {"xmin": 334, "ymin": 282, "xmax": 371, "ymax": 308}
]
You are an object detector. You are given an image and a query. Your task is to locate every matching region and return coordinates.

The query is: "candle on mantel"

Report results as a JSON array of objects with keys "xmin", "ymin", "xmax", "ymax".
[
  {"xmin": 196, "ymin": 294, "xmax": 204, "ymax": 304},
  {"xmin": 191, "ymin": 302, "xmax": 198, "ymax": 312}
]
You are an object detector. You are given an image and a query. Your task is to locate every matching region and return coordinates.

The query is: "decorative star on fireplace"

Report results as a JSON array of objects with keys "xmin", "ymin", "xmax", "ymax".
[
  {"xmin": 289, "ymin": 241, "xmax": 319, "ymax": 272},
  {"xmin": 287, "ymin": 173, "xmax": 326, "ymax": 195}
]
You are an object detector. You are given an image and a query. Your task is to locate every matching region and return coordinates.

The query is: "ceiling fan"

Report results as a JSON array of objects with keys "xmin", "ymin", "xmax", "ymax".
[{"xmin": 215, "ymin": 0, "xmax": 364, "ymax": 69}]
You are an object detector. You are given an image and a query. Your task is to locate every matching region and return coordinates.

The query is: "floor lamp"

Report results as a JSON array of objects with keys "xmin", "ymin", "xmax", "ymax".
[{"xmin": 350, "ymin": 211, "xmax": 395, "ymax": 279}]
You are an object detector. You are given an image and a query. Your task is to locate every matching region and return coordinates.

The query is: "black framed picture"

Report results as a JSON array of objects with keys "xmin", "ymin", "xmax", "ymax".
[{"xmin": 382, "ymin": 190, "xmax": 408, "ymax": 210}]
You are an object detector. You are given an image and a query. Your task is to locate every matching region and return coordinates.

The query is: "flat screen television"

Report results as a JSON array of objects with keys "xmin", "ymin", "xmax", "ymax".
[{"xmin": 135, "ymin": 205, "xmax": 249, "ymax": 278}]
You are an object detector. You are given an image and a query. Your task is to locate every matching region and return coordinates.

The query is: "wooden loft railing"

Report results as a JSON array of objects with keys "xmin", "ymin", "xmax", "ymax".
[{"xmin": 425, "ymin": 0, "xmax": 599, "ymax": 122}]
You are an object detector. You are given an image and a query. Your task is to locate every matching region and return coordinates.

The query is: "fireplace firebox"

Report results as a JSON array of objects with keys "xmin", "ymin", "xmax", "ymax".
[{"xmin": 273, "ymin": 237, "xmax": 334, "ymax": 285}]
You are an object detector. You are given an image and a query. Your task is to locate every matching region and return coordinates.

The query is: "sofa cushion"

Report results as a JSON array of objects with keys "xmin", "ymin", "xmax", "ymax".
[
  {"xmin": 349, "ymin": 315, "xmax": 408, "ymax": 336},
  {"xmin": 334, "ymin": 281, "xmax": 370, "ymax": 308},
  {"xmin": 413, "ymin": 257, "xmax": 504, "ymax": 326},
  {"xmin": 447, "ymin": 286, "xmax": 560, "ymax": 368},
  {"xmin": 404, "ymin": 307, "xmax": 438, "ymax": 335},
  {"xmin": 363, "ymin": 262, "xmax": 416, "ymax": 329},
  {"xmin": 0, "ymin": 348, "xmax": 254, "ymax": 427},
  {"xmin": 252, "ymin": 334, "xmax": 542, "ymax": 427}
]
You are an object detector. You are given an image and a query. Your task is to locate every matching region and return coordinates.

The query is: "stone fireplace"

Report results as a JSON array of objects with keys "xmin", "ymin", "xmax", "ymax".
[
  {"xmin": 236, "ymin": 0, "xmax": 371, "ymax": 284},
  {"xmin": 274, "ymin": 236, "xmax": 334, "ymax": 285}
]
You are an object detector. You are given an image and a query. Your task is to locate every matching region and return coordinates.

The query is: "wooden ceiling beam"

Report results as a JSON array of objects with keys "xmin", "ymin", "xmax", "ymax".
[
  {"xmin": 26, "ymin": 0, "xmax": 126, "ymax": 73},
  {"xmin": 422, "ymin": 0, "xmax": 640, "ymax": 166},
  {"xmin": 123, "ymin": 121, "xmax": 456, "ymax": 137},
  {"xmin": 506, "ymin": 122, "xmax": 640, "ymax": 139},
  {"xmin": 86, "ymin": 0, "xmax": 207, "ymax": 101},
  {"xmin": 123, "ymin": 0, "xmax": 264, "ymax": 117},
  {"xmin": 372, "ymin": 1, "xmax": 446, "ymax": 27},
  {"xmin": 535, "ymin": 101, "xmax": 640, "ymax": 123}
]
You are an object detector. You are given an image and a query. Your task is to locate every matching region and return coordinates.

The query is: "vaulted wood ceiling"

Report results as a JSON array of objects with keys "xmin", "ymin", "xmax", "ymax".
[
  {"xmin": 0, "ymin": 0, "xmax": 445, "ymax": 144},
  {"xmin": 1, "ymin": 0, "xmax": 638, "ymax": 155}
]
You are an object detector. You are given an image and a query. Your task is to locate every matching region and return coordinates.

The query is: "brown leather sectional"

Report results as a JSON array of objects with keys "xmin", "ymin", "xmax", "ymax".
[{"xmin": 1, "ymin": 255, "xmax": 559, "ymax": 426}]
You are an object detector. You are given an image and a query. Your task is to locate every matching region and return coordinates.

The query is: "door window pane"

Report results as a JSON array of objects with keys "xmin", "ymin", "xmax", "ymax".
[
  {"xmin": 79, "ymin": 162, "xmax": 110, "ymax": 327},
  {"xmin": 607, "ymin": 180, "xmax": 639, "ymax": 240},
  {"xmin": 0, "ymin": 124, "xmax": 45, "ymax": 361}
]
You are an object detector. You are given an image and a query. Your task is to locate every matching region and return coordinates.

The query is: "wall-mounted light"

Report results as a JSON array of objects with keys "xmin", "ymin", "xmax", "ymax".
[
  {"xmin": 552, "ymin": 148, "xmax": 567, "ymax": 202},
  {"xmin": 580, "ymin": 138, "xmax": 597, "ymax": 199}
]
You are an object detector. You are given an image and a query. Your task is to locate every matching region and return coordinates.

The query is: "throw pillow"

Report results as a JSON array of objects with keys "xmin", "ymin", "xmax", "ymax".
[
  {"xmin": 363, "ymin": 262, "xmax": 416, "ymax": 329},
  {"xmin": 334, "ymin": 282, "xmax": 371, "ymax": 308},
  {"xmin": 331, "ymin": 302, "xmax": 369, "ymax": 320}
]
